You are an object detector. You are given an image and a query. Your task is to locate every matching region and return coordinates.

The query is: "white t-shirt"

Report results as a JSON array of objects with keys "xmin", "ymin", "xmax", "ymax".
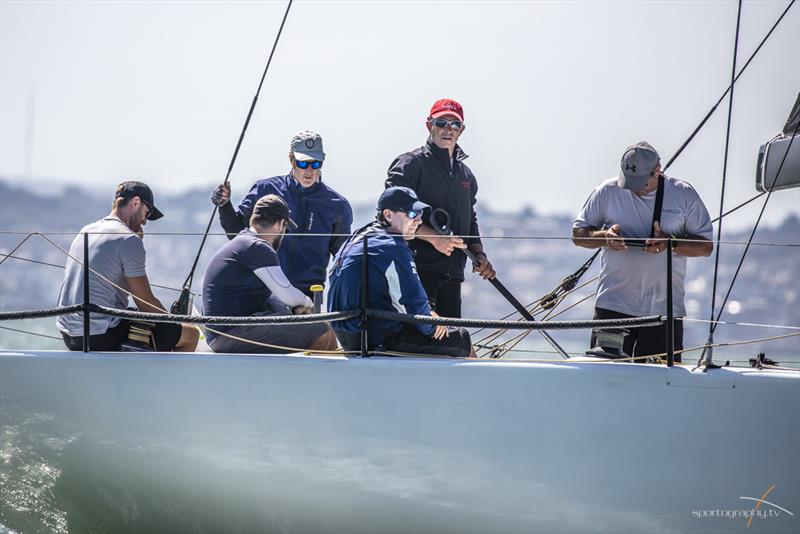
[
  {"xmin": 57, "ymin": 216, "xmax": 147, "ymax": 336},
  {"xmin": 573, "ymin": 176, "xmax": 713, "ymax": 316}
]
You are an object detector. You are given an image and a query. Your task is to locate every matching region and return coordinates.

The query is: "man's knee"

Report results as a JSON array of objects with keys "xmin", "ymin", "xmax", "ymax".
[
  {"xmin": 309, "ymin": 328, "xmax": 338, "ymax": 352},
  {"xmin": 175, "ymin": 325, "xmax": 199, "ymax": 352}
]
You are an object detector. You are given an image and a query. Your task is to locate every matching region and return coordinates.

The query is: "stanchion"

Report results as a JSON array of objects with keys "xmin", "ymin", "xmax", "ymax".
[
  {"xmin": 82, "ymin": 232, "xmax": 90, "ymax": 353},
  {"xmin": 360, "ymin": 233, "xmax": 369, "ymax": 357},
  {"xmin": 666, "ymin": 238, "xmax": 674, "ymax": 367},
  {"xmin": 310, "ymin": 284, "xmax": 323, "ymax": 314}
]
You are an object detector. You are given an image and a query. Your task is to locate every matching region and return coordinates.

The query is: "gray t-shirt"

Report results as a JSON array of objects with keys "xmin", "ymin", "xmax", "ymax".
[
  {"xmin": 56, "ymin": 216, "xmax": 147, "ymax": 336},
  {"xmin": 574, "ymin": 175, "xmax": 713, "ymax": 316}
]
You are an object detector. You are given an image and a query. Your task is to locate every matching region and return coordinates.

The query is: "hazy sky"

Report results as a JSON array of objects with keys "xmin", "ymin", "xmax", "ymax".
[{"xmin": 1, "ymin": 0, "xmax": 798, "ymax": 231}]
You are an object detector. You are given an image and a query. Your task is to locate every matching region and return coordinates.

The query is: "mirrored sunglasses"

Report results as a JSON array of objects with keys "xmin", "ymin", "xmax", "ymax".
[
  {"xmin": 430, "ymin": 118, "xmax": 463, "ymax": 130},
  {"xmin": 295, "ymin": 160, "xmax": 323, "ymax": 170}
]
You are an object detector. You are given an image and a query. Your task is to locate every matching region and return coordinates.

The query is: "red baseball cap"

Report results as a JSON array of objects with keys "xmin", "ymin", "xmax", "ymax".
[{"xmin": 429, "ymin": 98, "xmax": 464, "ymax": 122}]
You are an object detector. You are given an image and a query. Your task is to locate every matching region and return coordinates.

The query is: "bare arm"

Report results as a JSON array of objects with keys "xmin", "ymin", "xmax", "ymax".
[
  {"xmin": 414, "ymin": 223, "xmax": 467, "ymax": 255},
  {"xmin": 673, "ymin": 235, "xmax": 713, "ymax": 257},
  {"xmin": 126, "ymin": 275, "xmax": 167, "ymax": 313},
  {"xmin": 572, "ymin": 225, "xmax": 626, "ymax": 251}
]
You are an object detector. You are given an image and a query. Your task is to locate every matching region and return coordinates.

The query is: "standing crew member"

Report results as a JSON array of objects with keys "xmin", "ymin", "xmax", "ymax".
[
  {"xmin": 327, "ymin": 186, "xmax": 474, "ymax": 358},
  {"xmin": 202, "ymin": 194, "xmax": 337, "ymax": 354},
  {"xmin": 386, "ymin": 98, "xmax": 495, "ymax": 318},
  {"xmin": 212, "ymin": 130, "xmax": 353, "ymax": 296},
  {"xmin": 57, "ymin": 181, "xmax": 199, "ymax": 352},
  {"xmin": 572, "ymin": 141, "xmax": 713, "ymax": 360}
]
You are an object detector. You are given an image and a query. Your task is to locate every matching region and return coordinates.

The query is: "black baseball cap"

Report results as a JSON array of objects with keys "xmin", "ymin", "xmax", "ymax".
[
  {"xmin": 252, "ymin": 194, "xmax": 298, "ymax": 229},
  {"xmin": 377, "ymin": 186, "xmax": 430, "ymax": 214},
  {"xmin": 115, "ymin": 181, "xmax": 163, "ymax": 220}
]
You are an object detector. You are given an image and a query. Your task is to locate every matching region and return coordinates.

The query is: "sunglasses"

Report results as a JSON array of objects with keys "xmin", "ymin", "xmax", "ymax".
[
  {"xmin": 404, "ymin": 209, "xmax": 422, "ymax": 220},
  {"xmin": 430, "ymin": 118, "xmax": 463, "ymax": 130},
  {"xmin": 295, "ymin": 160, "xmax": 323, "ymax": 170}
]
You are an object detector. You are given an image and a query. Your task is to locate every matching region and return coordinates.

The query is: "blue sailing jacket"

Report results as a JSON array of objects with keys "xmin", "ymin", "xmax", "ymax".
[
  {"xmin": 327, "ymin": 223, "xmax": 435, "ymax": 347},
  {"xmin": 218, "ymin": 174, "xmax": 352, "ymax": 296}
]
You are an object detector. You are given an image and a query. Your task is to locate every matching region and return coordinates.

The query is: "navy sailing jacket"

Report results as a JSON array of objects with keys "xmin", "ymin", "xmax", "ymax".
[
  {"xmin": 386, "ymin": 138, "xmax": 482, "ymax": 281},
  {"xmin": 327, "ymin": 223, "xmax": 435, "ymax": 347},
  {"xmin": 219, "ymin": 174, "xmax": 352, "ymax": 295}
]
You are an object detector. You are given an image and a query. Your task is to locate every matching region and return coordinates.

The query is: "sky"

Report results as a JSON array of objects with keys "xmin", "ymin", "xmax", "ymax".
[{"xmin": 1, "ymin": 0, "xmax": 798, "ymax": 231}]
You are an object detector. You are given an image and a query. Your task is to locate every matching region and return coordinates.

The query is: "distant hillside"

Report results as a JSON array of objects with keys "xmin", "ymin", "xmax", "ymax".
[{"xmin": 1, "ymin": 179, "xmax": 798, "ymax": 359}]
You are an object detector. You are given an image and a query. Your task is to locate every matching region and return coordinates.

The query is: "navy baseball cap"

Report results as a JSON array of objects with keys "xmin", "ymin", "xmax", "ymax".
[
  {"xmin": 115, "ymin": 181, "xmax": 163, "ymax": 220},
  {"xmin": 377, "ymin": 187, "xmax": 430, "ymax": 214},
  {"xmin": 619, "ymin": 141, "xmax": 660, "ymax": 191}
]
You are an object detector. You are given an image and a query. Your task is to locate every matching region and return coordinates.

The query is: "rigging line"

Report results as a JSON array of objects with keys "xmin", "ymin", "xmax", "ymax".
[
  {"xmin": 0, "ymin": 325, "xmax": 63, "ymax": 341},
  {"xmin": 662, "ymin": 0, "xmax": 796, "ymax": 171},
  {"xmin": 698, "ymin": 120, "xmax": 800, "ymax": 365},
  {"xmin": 711, "ymin": 191, "xmax": 765, "ymax": 223},
  {"xmin": 490, "ymin": 292, "xmax": 595, "ymax": 359},
  {"xmin": 181, "ymin": 0, "xmax": 294, "ymax": 290},
  {"xmin": 0, "ymin": 253, "xmax": 193, "ymax": 294},
  {"xmin": 680, "ymin": 317, "xmax": 800, "ymax": 331},
  {"xmin": 706, "ymin": 0, "xmax": 743, "ymax": 364},
  {"xmin": 0, "ymin": 232, "xmax": 39, "ymax": 267}
]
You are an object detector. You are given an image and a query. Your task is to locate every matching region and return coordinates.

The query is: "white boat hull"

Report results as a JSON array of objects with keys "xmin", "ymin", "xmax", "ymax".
[{"xmin": 1, "ymin": 350, "xmax": 798, "ymax": 533}]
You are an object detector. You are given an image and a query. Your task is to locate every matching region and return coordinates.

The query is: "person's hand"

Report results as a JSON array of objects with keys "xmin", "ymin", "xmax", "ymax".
[
  {"xmin": 431, "ymin": 235, "xmax": 467, "ymax": 256},
  {"xmin": 645, "ymin": 221, "xmax": 668, "ymax": 254},
  {"xmin": 430, "ymin": 310, "xmax": 449, "ymax": 340},
  {"xmin": 211, "ymin": 182, "xmax": 231, "ymax": 207},
  {"xmin": 292, "ymin": 305, "xmax": 314, "ymax": 315},
  {"xmin": 605, "ymin": 224, "xmax": 627, "ymax": 251},
  {"xmin": 471, "ymin": 253, "xmax": 496, "ymax": 280}
]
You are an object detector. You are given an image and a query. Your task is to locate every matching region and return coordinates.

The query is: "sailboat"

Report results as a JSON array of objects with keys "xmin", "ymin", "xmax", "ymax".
[{"xmin": 1, "ymin": 2, "xmax": 799, "ymax": 533}]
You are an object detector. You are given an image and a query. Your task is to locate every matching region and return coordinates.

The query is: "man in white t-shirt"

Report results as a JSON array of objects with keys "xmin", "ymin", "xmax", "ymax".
[
  {"xmin": 572, "ymin": 141, "xmax": 713, "ymax": 360},
  {"xmin": 57, "ymin": 181, "xmax": 199, "ymax": 352}
]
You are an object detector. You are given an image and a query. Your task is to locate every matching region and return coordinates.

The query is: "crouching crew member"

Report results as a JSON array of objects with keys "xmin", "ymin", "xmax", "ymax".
[
  {"xmin": 212, "ymin": 130, "xmax": 353, "ymax": 296},
  {"xmin": 327, "ymin": 187, "xmax": 474, "ymax": 358},
  {"xmin": 202, "ymin": 194, "xmax": 337, "ymax": 353},
  {"xmin": 57, "ymin": 181, "xmax": 199, "ymax": 352}
]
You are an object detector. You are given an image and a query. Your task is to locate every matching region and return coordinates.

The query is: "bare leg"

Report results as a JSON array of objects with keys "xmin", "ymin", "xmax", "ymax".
[
  {"xmin": 174, "ymin": 325, "xmax": 199, "ymax": 352},
  {"xmin": 308, "ymin": 328, "xmax": 338, "ymax": 352}
]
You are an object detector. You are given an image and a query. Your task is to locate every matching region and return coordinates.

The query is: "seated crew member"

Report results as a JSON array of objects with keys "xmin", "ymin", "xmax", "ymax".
[
  {"xmin": 212, "ymin": 130, "xmax": 353, "ymax": 296},
  {"xmin": 202, "ymin": 194, "xmax": 337, "ymax": 354},
  {"xmin": 57, "ymin": 181, "xmax": 199, "ymax": 352},
  {"xmin": 572, "ymin": 141, "xmax": 713, "ymax": 361},
  {"xmin": 327, "ymin": 186, "xmax": 474, "ymax": 358}
]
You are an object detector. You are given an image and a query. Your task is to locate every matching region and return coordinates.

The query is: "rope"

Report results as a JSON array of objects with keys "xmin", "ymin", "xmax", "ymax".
[
  {"xmin": 0, "ymin": 304, "xmax": 84, "ymax": 321},
  {"xmin": 698, "ymin": 119, "xmax": 800, "ymax": 366},
  {"xmin": 367, "ymin": 309, "xmax": 663, "ymax": 330},
  {"xmin": 0, "ymin": 252, "xmax": 193, "ymax": 294},
  {"xmin": 706, "ymin": 0, "xmax": 743, "ymax": 365},
  {"xmin": 89, "ymin": 304, "xmax": 357, "ymax": 326},
  {"xmin": 181, "ymin": 0, "xmax": 294, "ymax": 291},
  {"xmin": 680, "ymin": 317, "xmax": 800, "ymax": 331},
  {"xmin": 0, "ymin": 325, "xmax": 63, "ymax": 341}
]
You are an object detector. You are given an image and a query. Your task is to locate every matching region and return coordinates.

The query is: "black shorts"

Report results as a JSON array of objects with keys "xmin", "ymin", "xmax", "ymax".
[
  {"xmin": 591, "ymin": 307, "xmax": 684, "ymax": 362},
  {"xmin": 335, "ymin": 323, "xmax": 472, "ymax": 358},
  {"xmin": 62, "ymin": 319, "xmax": 182, "ymax": 352}
]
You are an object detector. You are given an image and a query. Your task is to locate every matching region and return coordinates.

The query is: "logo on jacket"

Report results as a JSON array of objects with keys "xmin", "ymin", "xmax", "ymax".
[{"xmin": 461, "ymin": 180, "xmax": 471, "ymax": 189}]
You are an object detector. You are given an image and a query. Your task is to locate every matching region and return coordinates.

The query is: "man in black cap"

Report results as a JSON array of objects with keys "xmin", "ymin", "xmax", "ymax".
[
  {"xmin": 327, "ymin": 186, "xmax": 474, "ymax": 357},
  {"xmin": 57, "ymin": 181, "xmax": 199, "ymax": 352},
  {"xmin": 572, "ymin": 142, "xmax": 713, "ymax": 360},
  {"xmin": 202, "ymin": 194, "xmax": 338, "ymax": 353}
]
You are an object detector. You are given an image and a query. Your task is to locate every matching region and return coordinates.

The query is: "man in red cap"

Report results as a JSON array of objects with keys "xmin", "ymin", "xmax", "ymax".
[{"xmin": 385, "ymin": 98, "xmax": 495, "ymax": 318}]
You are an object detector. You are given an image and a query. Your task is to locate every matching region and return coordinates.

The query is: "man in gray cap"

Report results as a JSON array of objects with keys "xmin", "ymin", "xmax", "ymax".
[
  {"xmin": 57, "ymin": 181, "xmax": 199, "ymax": 352},
  {"xmin": 572, "ymin": 141, "xmax": 713, "ymax": 360},
  {"xmin": 212, "ymin": 130, "xmax": 353, "ymax": 297}
]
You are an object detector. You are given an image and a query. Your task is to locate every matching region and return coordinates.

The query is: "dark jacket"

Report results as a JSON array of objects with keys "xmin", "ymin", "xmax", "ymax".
[
  {"xmin": 327, "ymin": 222, "xmax": 434, "ymax": 348},
  {"xmin": 219, "ymin": 174, "xmax": 352, "ymax": 295},
  {"xmin": 385, "ymin": 138, "xmax": 482, "ymax": 281}
]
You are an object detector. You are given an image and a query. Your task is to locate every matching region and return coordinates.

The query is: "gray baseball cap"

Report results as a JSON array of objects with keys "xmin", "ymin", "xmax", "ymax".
[
  {"xmin": 619, "ymin": 141, "xmax": 660, "ymax": 191},
  {"xmin": 290, "ymin": 130, "xmax": 325, "ymax": 162}
]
